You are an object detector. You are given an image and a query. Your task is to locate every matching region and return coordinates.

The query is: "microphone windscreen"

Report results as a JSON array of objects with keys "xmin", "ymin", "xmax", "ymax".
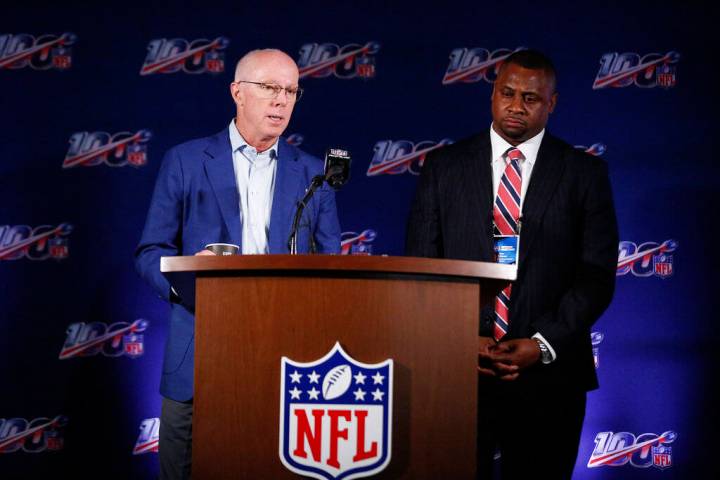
[{"xmin": 324, "ymin": 148, "xmax": 351, "ymax": 190}]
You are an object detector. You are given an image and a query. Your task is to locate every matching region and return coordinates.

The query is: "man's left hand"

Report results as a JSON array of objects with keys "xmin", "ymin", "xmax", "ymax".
[{"xmin": 491, "ymin": 339, "xmax": 542, "ymax": 381}]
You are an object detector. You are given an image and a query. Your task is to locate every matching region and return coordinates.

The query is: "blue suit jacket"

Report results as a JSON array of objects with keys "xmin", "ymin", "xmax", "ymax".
[{"xmin": 135, "ymin": 128, "xmax": 341, "ymax": 401}]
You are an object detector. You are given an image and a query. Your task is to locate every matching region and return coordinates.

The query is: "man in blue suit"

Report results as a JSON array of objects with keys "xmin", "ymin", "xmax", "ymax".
[{"xmin": 135, "ymin": 48, "xmax": 341, "ymax": 480}]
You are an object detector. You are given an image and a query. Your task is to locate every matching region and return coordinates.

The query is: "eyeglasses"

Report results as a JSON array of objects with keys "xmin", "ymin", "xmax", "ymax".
[{"xmin": 236, "ymin": 81, "xmax": 303, "ymax": 102}]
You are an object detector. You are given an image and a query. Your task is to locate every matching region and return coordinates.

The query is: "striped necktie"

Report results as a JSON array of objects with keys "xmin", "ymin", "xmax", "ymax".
[{"xmin": 493, "ymin": 147, "xmax": 524, "ymax": 341}]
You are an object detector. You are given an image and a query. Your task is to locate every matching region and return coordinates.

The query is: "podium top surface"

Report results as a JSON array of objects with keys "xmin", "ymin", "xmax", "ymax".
[{"xmin": 161, "ymin": 254, "xmax": 516, "ymax": 281}]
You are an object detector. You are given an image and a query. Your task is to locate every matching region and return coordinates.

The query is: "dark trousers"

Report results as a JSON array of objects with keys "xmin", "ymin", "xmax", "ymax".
[
  {"xmin": 159, "ymin": 397, "xmax": 193, "ymax": 480},
  {"xmin": 477, "ymin": 380, "xmax": 587, "ymax": 480}
]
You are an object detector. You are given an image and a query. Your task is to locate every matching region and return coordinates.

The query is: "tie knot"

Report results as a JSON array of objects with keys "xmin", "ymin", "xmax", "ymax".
[{"xmin": 505, "ymin": 147, "xmax": 525, "ymax": 164}]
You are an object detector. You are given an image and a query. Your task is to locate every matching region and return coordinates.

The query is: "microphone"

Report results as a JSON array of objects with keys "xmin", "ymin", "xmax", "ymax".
[
  {"xmin": 288, "ymin": 148, "xmax": 352, "ymax": 254},
  {"xmin": 324, "ymin": 148, "xmax": 351, "ymax": 189}
]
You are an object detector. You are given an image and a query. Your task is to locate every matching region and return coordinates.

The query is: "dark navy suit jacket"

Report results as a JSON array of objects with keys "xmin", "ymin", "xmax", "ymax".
[
  {"xmin": 406, "ymin": 130, "xmax": 618, "ymax": 392},
  {"xmin": 135, "ymin": 128, "xmax": 341, "ymax": 401}
]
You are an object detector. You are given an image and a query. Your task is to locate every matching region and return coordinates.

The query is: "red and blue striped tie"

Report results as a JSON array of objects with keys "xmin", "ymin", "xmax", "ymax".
[{"xmin": 493, "ymin": 147, "xmax": 524, "ymax": 341}]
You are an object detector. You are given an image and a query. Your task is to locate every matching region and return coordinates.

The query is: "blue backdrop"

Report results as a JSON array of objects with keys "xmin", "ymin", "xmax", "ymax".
[{"xmin": 2, "ymin": 1, "xmax": 717, "ymax": 478}]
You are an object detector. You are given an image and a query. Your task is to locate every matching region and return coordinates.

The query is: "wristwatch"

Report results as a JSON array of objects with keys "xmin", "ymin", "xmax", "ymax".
[{"xmin": 534, "ymin": 338, "xmax": 553, "ymax": 364}]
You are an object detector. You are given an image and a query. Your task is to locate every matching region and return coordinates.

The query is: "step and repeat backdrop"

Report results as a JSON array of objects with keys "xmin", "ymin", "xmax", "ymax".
[{"xmin": 1, "ymin": 2, "xmax": 717, "ymax": 479}]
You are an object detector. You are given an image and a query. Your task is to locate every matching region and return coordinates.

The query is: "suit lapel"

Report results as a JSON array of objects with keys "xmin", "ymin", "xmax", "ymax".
[
  {"xmin": 519, "ymin": 133, "xmax": 565, "ymax": 265},
  {"xmin": 461, "ymin": 133, "xmax": 495, "ymax": 260},
  {"xmin": 269, "ymin": 139, "xmax": 304, "ymax": 253},
  {"xmin": 203, "ymin": 129, "xmax": 242, "ymax": 248}
]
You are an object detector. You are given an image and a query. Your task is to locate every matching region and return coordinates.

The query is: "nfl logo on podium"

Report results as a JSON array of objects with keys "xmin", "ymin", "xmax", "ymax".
[
  {"xmin": 652, "ymin": 444, "xmax": 672, "ymax": 469},
  {"xmin": 279, "ymin": 342, "xmax": 393, "ymax": 480},
  {"xmin": 123, "ymin": 334, "xmax": 144, "ymax": 357},
  {"xmin": 127, "ymin": 143, "xmax": 147, "ymax": 166},
  {"xmin": 656, "ymin": 63, "xmax": 677, "ymax": 88}
]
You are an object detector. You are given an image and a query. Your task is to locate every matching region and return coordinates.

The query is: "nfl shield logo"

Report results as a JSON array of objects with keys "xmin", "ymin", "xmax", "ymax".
[
  {"xmin": 51, "ymin": 46, "xmax": 72, "ymax": 69},
  {"xmin": 350, "ymin": 243, "xmax": 372, "ymax": 255},
  {"xmin": 652, "ymin": 444, "xmax": 672, "ymax": 469},
  {"xmin": 48, "ymin": 237, "xmax": 69, "ymax": 259},
  {"xmin": 653, "ymin": 254, "xmax": 674, "ymax": 278},
  {"xmin": 45, "ymin": 430, "xmax": 64, "ymax": 451},
  {"xmin": 126, "ymin": 143, "xmax": 147, "ymax": 166},
  {"xmin": 279, "ymin": 342, "xmax": 393, "ymax": 480},
  {"xmin": 656, "ymin": 63, "xmax": 677, "ymax": 88},
  {"xmin": 356, "ymin": 56, "xmax": 376, "ymax": 79},
  {"xmin": 205, "ymin": 50, "xmax": 225, "ymax": 73},
  {"xmin": 123, "ymin": 334, "xmax": 144, "ymax": 357}
]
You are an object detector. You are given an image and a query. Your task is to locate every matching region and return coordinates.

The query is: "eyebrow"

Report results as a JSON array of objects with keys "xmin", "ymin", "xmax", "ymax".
[
  {"xmin": 257, "ymin": 80, "xmax": 299, "ymax": 87},
  {"xmin": 500, "ymin": 85, "xmax": 541, "ymax": 95}
]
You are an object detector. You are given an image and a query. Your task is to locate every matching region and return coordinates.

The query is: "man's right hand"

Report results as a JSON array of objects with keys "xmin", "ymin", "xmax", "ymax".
[
  {"xmin": 195, "ymin": 249, "xmax": 215, "ymax": 256},
  {"xmin": 478, "ymin": 336, "xmax": 499, "ymax": 377}
]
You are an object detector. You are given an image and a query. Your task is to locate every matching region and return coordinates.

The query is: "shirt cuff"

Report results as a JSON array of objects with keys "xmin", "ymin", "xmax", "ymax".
[{"xmin": 532, "ymin": 332, "xmax": 557, "ymax": 362}]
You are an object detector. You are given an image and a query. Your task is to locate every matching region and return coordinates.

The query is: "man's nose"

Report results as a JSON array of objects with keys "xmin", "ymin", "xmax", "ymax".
[
  {"xmin": 273, "ymin": 89, "xmax": 289, "ymax": 106},
  {"xmin": 508, "ymin": 94, "xmax": 525, "ymax": 113}
]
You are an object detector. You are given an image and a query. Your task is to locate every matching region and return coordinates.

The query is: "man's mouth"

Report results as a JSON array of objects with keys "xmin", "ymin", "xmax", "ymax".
[
  {"xmin": 268, "ymin": 114, "xmax": 284, "ymax": 122},
  {"xmin": 504, "ymin": 117, "xmax": 525, "ymax": 127}
]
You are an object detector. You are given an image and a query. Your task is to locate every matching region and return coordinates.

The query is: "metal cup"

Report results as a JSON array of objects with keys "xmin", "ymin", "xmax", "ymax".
[{"xmin": 204, "ymin": 243, "xmax": 239, "ymax": 256}]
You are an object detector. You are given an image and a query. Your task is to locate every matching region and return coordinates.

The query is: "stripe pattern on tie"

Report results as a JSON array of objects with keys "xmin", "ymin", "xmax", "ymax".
[{"xmin": 493, "ymin": 147, "xmax": 524, "ymax": 341}]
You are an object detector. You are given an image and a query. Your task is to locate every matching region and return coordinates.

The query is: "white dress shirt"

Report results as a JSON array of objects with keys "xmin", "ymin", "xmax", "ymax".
[
  {"xmin": 489, "ymin": 124, "xmax": 557, "ymax": 362},
  {"xmin": 228, "ymin": 120, "xmax": 278, "ymax": 255},
  {"xmin": 489, "ymin": 124, "xmax": 544, "ymax": 214}
]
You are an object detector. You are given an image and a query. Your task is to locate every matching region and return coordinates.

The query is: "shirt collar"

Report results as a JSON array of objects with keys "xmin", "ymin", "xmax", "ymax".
[
  {"xmin": 489, "ymin": 123, "xmax": 545, "ymax": 165},
  {"xmin": 228, "ymin": 119, "xmax": 278, "ymax": 160}
]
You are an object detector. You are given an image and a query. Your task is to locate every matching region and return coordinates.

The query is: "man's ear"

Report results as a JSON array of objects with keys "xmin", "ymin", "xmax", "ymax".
[
  {"xmin": 548, "ymin": 92, "xmax": 558, "ymax": 114},
  {"xmin": 230, "ymin": 83, "xmax": 243, "ymax": 106}
]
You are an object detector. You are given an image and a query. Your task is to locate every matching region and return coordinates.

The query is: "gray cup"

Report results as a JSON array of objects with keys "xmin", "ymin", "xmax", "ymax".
[{"xmin": 204, "ymin": 243, "xmax": 239, "ymax": 256}]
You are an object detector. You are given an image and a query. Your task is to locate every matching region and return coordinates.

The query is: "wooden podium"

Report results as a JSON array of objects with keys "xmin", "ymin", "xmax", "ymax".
[{"xmin": 161, "ymin": 255, "xmax": 515, "ymax": 479}]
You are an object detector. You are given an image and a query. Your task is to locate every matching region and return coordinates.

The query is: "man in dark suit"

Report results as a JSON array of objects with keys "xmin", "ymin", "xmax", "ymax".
[
  {"xmin": 406, "ymin": 50, "xmax": 618, "ymax": 478},
  {"xmin": 135, "ymin": 49, "xmax": 341, "ymax": 480}
]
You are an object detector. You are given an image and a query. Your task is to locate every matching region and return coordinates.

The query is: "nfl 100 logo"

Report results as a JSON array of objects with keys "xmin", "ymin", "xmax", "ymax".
[
  {"xmin": 133, "ymin": 418, "xmax": 159, "ymax": 455},
  {"xmin": 59, "ymin": 319, "xmax": 149, "ymax": 360},
  {"xmin": 297, "ymin": 42, "xmax": 380, "ymax": 80},
  {"xmin": 0, "ymin": 223, "xmax": 72, "ymax": 261},
  {"xmin": 279, "ymin": 343, "xmax": 393, "ymax": 480},
  {"xmin": 63, "ymin": 130, "xmax": 152, "ymax": 168},
  {"xmin": 617, "ymin": 239, "xmax": 678, "ymax": 278},
  {"xmin": 140, "ymin": 37, "xmax": 229, "ymax": 75},
  {"xmin": 574, "ymin": 143, "xmax": 607, "ymax": 156},
  {"xmin": 340, "ymin": 230, "xmax": 377, "ymax": 255},
  {"xmin": 286, "ymin": 133, "xmax": 304, "ymax": 146},
  {"xmin": 0, "ymin": 416, "xmax": 68, "ymax": 453},
  {"xmin": 588, "ymin": 430, "xmax": 676, "ymax": 470},
  {"xmin": 0, "ymin": 33, "xmax": 76, "ymax": 70},
  {"xmin": 367, "ymin": 138, "xmax": 453, "ymax": 176},
  {"xmin": 442, "ymin": 47, "xmax": 523, "ymax": 85},
  {"xmin": 593, "ymin": 51, "xmax": 679, "ymax": 89}
]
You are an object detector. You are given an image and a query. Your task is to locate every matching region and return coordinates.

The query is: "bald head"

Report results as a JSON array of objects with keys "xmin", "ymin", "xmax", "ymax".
[
  {"xmin": 234, "ymin": 49, "xmax": 298, "ymax": 82},
  {"xmin": 229, "ymin": 49, "xmax": 300, "ymax": 152}
]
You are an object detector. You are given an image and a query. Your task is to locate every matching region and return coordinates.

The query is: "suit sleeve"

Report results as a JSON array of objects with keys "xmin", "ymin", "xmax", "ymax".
[
  {"xmin": 532, "ymin": 158, "xmax": 619, "ymax": 355},
  {"xmin": 134, "ymin": 147, "xmax": 184, "ymax": 302},
  {"xmin": 405, "ymin": 151, "xmax": 443, "ymax": 258}
]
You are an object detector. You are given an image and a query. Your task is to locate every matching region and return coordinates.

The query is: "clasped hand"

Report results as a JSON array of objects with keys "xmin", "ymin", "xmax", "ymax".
[{"xmin": 478, "ymin": 336, "xmax": 541, "ymax": 381}]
